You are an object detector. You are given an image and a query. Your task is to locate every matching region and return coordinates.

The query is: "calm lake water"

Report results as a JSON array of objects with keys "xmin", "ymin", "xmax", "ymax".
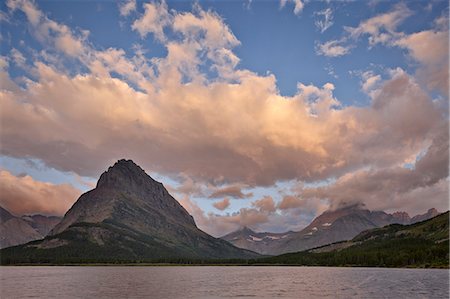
[{"xmin": 0, "ymin": 266, "xmax": 448, "ymax": 298}]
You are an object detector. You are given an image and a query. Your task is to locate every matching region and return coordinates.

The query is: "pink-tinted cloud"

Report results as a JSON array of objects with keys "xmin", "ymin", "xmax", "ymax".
[
  {"xmin": 212, "ymin": 198, "xmax": 230, "ymax": 211},
  {"xmin": 179, "ymin": 194, "xmax": 324, "ymax": 236},
  {"xmin": 3, "ymin": 1, "xmax": 445, "ymax": 190},
  {"xmin": 209, "ymin": 185, "xmax": 252, "ymax": 199},
  {"xmin": 298, "ymin": 122, "xmax": 449, "ymax": 215},
  {"xmin": 252, "ymin": 196, "xmax": 276, "ymax": 213},
  {"xmin": 395, "ymin": 27, "xmax": 449, "ymax": 95},
  {"xmin": 0, "ymin": 170, "xmax": 81, "ymax": 216}
]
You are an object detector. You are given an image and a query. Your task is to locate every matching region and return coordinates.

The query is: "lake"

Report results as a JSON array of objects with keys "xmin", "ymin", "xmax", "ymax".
[{"xmin": 0, "ymin": 266, "xmax": 448, "ymax": 298}]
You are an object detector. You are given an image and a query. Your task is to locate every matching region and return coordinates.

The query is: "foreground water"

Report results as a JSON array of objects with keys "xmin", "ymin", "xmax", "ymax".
[{"xmin": 1, "ymin": 266, "xmax": 448, "ymax": 298}]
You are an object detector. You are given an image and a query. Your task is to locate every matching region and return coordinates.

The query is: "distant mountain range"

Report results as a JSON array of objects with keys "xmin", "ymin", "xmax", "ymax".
[
  {"xmin": 0, "ymin": 206, "xmax": 61, "ymax": 249},
  {"xmin": 257, "ymin": 211, "xmax": 449, "ymax": 268},
  {"xmin": 221, "ymin": 206, "xmax": 439, "ymax": 255},
  {"xmin": 1, "ymin": 160, "xmax": 257, "ymax": 264}
]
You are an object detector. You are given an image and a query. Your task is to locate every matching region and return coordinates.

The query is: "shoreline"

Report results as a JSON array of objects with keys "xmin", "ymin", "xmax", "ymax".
[{"xmin": 1, "ymin": 263, "xmax": 448, "ymax": 269}]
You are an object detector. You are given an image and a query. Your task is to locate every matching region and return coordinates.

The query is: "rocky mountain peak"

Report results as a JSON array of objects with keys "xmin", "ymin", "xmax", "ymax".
[
  {"xmin": 96, "ymin": 159, "xmax": 157, "ymax": 189},
  {"xmin": 391, "ymin": 211, "xmax": 411, "ymax": 224},
  {"xmin": 411, "ymin": 208, "xmax": 440, "ymax": 223},
  {"xmin": 8, "ymin": 160, "xmax": 258, "ymax": 260}
]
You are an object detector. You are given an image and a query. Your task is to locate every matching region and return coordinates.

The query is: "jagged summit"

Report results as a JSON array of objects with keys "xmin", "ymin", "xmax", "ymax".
[{"xmin": 97, "ymin": 159, "xmax": 158, "ymax": 189}]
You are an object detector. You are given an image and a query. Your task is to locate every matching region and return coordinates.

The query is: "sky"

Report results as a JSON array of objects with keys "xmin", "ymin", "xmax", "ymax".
[{"xmin": 0, "ymin": 0, "xmax": 448, "ymax": 237}]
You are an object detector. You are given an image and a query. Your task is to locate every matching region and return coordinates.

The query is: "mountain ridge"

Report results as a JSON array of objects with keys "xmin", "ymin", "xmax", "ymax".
[
  {"xmin": 257, "ymin": 211, "xmax": 449, "ymax": 268},
  {"xmin": 222, "ymin": 205, "xmax": 441, "ymax": 255},
  {"xmin": 0, "ymin": 206, "xmax": 61, "ymax": 249}
]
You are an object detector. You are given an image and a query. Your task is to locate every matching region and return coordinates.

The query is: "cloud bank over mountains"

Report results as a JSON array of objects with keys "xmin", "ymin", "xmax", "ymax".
[{"xmin": 1, "ymin": 0, "xmax": 448, "ymax": 236}]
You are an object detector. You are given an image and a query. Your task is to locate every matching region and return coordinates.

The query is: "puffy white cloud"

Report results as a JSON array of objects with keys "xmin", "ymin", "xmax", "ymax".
[
  {"xmin": 132, "ymin": 1, "xmax": 170, "ymax": 41},
  {"xmin": 361, "ymin": 71, "xmax": 381, "ymax": 94}
]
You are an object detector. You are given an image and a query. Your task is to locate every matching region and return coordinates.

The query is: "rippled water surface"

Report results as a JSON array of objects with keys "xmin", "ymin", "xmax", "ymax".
[{"xmin": 1, "ymin": 266, "xmax": 448, "ymax": 298}]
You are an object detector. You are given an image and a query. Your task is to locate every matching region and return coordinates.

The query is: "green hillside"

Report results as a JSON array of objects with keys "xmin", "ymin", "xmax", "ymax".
[{"xmin": 255, "ymin": 212, "xmax": 449, "ymax": 268}]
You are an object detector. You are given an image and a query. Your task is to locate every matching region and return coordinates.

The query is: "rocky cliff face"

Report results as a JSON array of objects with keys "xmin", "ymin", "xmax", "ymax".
[
  {"xmin": 3, "ymin": 159, "xmax": 258, "ymax": 262},
  {"xmin": 221, "ymin": 205, "xmax": 441, "ymax": 255},
  {"xmin": 0, "ymin": 207, "xmax": 61, "ymax": 249}
]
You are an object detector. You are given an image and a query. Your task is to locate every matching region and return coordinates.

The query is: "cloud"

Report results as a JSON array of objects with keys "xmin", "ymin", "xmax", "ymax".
[
  {"xmin": 252, "ymin": 196, "xmax": 276, "ymax": 213},
  {"xmin": 119, "ymin": 0, "xmax": 136, "ymax": 17},
  {"xmin": 132, "ymin": 1, "xmax": 170, "ymax": 41},
  {"xmin": 319, "ymin": 3, "xmax": 448, "ymax": 95},
  {"xmin": 179, "ymin": 196, "xmax": 269, "ymax": 236},
  {"xmin": 213, "ymin": 198, "xmax": 230, "ymax": 211},
  {"xmin": 1, "ymin": 45, "xmax": 445, "ymax": 189},
  {"xmin": 315, "ymin": 40, "xmax": 351, "ymax": 57},
  {"xmin": 314, "ymin": 8, "xmax": 333, "ymax": 33},
  {"xmin": 179, "ymin": 191, "xmax": 331, "ymax": 236},
  {"xmin": 10, "ymin": 48, "xmax": 26, "ymax": 68},
  {"xmin": 6, "ymin": 0, "xmax": 88, "ymax": 58},
  {"xmin": 316, "ymin": 4, "xmax": 411, "ymax": 58},
  {"xmin": 278, "ymin": 195, "xmax": 328, "ymax": 214},
  {"xmin": 394, "ymin": 27, "xmax": 449, "ymax": 95},
  {"xmin": 280, "ymin": 0, "xmax": 305, "ymax": 15},
  {"xmin": 208, "ymin": 185, "xmax": 252, "ymax": 199},
  {"xmin": 278, "ymin": 195, "xmax": 302, "ymax": 210},
  {"xmin": 345, "ymin": 3, "xmax": 412, "ymax": 46},
  {"xmin": 299, "ymin": 121, "xmax": 449, "ymax": 215},
  {"xmin": 361, "ymin": 71, "xmax": 381, "ymax": 94},
  {"xmin": 0, "ymin": 169, "xmax": 81, "ymax": 216}
]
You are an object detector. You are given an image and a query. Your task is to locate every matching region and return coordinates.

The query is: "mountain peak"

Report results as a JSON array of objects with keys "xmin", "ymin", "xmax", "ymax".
[
  {"xmin": 11, "ymin": 160, "xmax": 258, "ymax": 261},
  {"xmin": 113, "ymin": 159, "xmax": 141, "ymax": 170},
  {"xmin": 411, "ymin": 208, "xmax": 439, "ymax": 223},
  {"xmin": 96, "ymin": 159, "xmax": 158, "ymax": 189}
]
